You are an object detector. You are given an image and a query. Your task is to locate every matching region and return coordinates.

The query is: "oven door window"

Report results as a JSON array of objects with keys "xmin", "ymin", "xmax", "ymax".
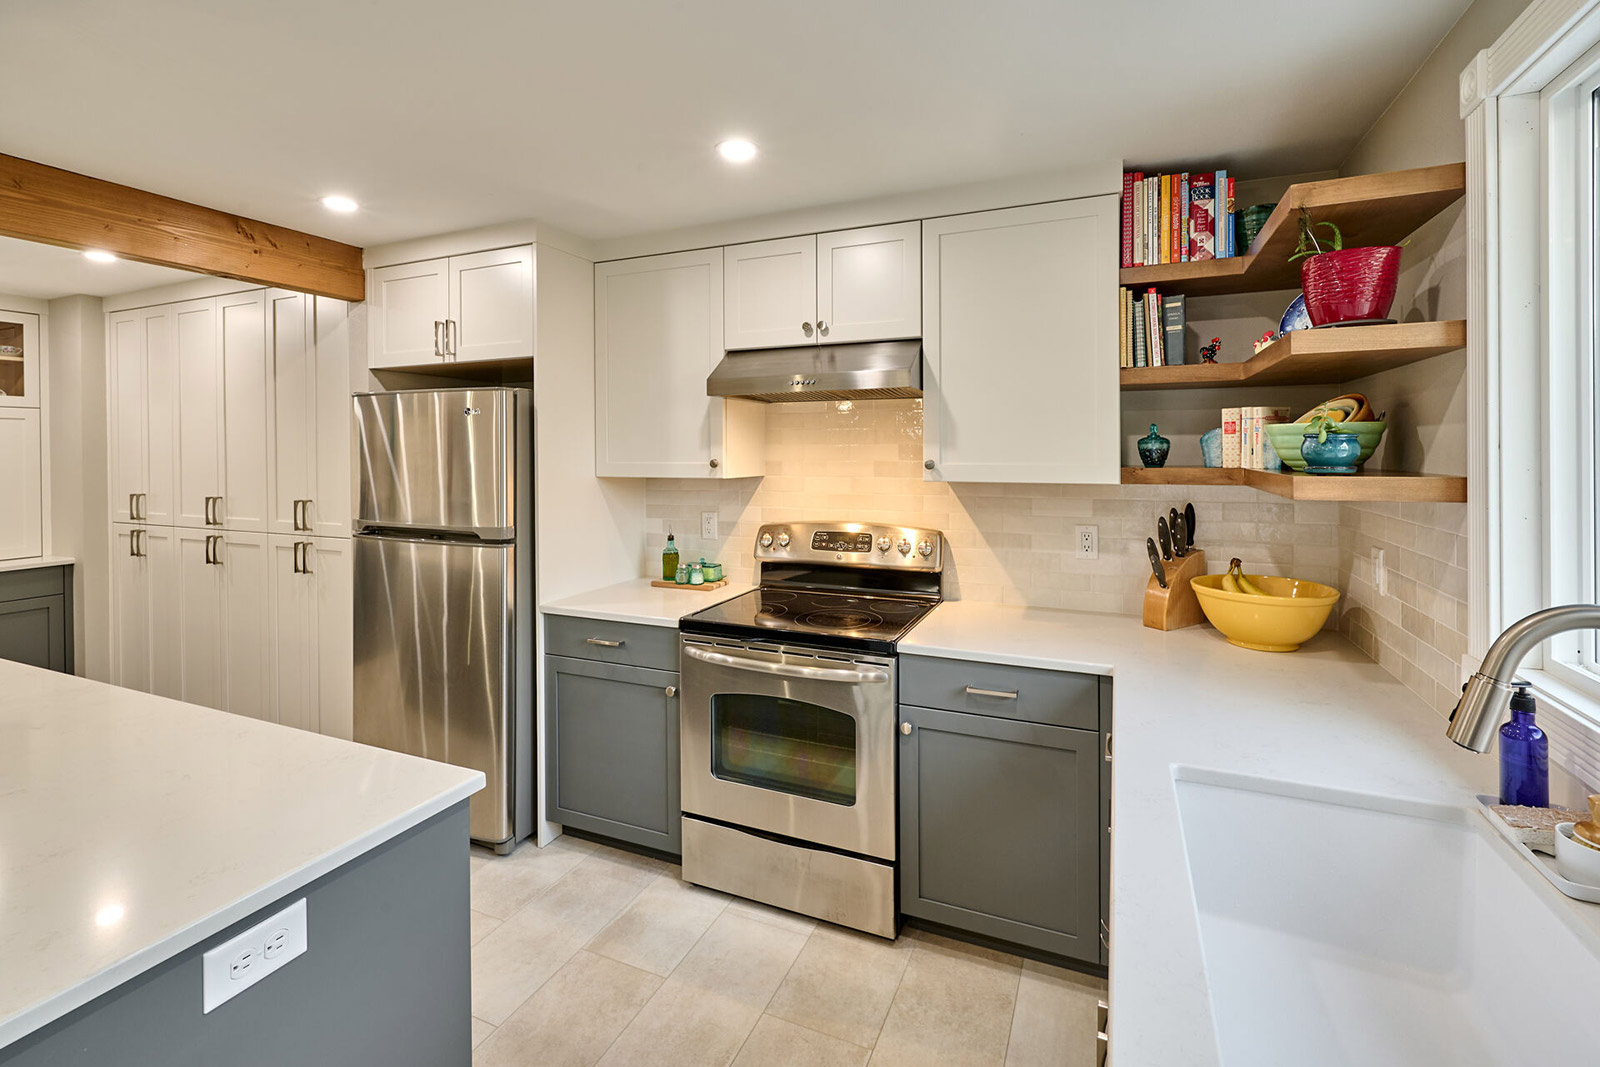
[{"xmin": 710, "ymin": 694, "xmax": 857, "ymax": 806}]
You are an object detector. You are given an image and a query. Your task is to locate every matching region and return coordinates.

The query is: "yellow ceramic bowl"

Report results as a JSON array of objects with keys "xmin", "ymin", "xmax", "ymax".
[{"xmin": 1189, "ymin": 574, "xmax": 1342, "ymax": 652}]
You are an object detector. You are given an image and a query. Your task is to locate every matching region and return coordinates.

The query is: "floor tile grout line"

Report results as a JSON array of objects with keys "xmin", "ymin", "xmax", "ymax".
[
  {"xmin": 998, "ymin": 964, "xmax": 1024, "ymax": 1067},
  {"xmin": 724, "ymin": 918, "xmax": 814, "ymax": 1067}
]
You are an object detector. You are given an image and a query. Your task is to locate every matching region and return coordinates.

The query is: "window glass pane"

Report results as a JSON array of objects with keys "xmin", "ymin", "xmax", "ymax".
[
  {"xmin": 0, "ymin": 318, "xmax": 24, "ymax": 399},
  {"xmin": 711, "ymin": 694, "xmax": 857, "ymax": 806}
]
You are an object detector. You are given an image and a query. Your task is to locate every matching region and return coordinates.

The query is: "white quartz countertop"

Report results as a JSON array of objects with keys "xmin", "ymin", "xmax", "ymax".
[
  {"xmin": 0, "ymin": 662, "xmax": 483, "ymax": 1049},
  {"xmin": 902, "ymin": 602, "xmax": 1511, "ymax": 1067},
  {"xmin": 541, "ymin": 577, "xmax": 753, "ymax": 627},
  {"xmin": 0, "ymin": 555, "xmax": 73, "ymax": 574}
]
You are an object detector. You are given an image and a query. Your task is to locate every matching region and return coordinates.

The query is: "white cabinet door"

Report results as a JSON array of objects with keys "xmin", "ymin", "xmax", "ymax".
[
  {"xmin": 172, "ymin": 298, "xmax": 223, "ymax": 529},
  {"xmin": 144, "ymin": 306, "xmax": 179, "ymax": 526},
  {"xmin": 312, "ymin": 536, "xmax": 353, "ymax": 740},
  {"xmin": 220, "ymin": 531, "xmax": 272, "ymax": 722},
  {"xmin": 448, "ymin": 246, "xmax": 534, "ymax": 363},
  {"xmin": 595, "ymin": 250, "xmax": 765, "ymax": 478},
  {"xmin": 268, "ymin": 534, "xmax": 316, "ymax": 732},
  {"xmin": 308, "ymin": 297, "xmax": 351, "ymax": 538},
  {"xmin": 921, "ymin": 197, "xmax": 1120, "ymax": 484},
  {"xmin": 107, "ymin": 311, "xmax": 149, "ymax": 524},
  {"xmin": 267, "ymin": 290, "xmax": 313, "ymax": 537},
  {"xmin": 368, "ymin": 258, "xmax": 449, "ymax": 368},
  {"xmin": 0, "ymin": 310, "xmax": 40, "ymax": 409},
  {"xmin": 723, "ymin": 236, "xmax": 817, "ymax": 350},
  {"xmin": 173, "ymin": 528, "xmax": 225, "ymax": 710},
  {"xmin": 817, "ymin": 222, "xmax": 922, "ymax": 343},
  {"xmin": 220, "ymin": 291, "xmax": 270, "ymax": 531},
  {"xmin": 0, "ymin": 408, "xmax": 41, "ymax": 559},
  {"xmin": 111, "ymin": 524, "xmax": 175, "ymax": 693}
]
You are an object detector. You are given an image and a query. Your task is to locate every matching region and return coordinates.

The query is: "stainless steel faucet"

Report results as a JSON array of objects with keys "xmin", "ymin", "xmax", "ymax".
[{"xmin": 1449, "ymin": 605, "xmax": 1600, "ymax": 751}]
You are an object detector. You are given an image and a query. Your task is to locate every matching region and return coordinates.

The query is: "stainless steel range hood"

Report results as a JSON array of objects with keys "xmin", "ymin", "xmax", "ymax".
[{"xmin": 706, "ymin": 340, "xmax": 923, "ymax": 403}]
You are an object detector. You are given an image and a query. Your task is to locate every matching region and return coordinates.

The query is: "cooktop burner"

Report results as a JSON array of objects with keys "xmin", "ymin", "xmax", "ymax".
[{"xmin": 682, "ymin": 586, "xmax": 938, "ymax": 653}]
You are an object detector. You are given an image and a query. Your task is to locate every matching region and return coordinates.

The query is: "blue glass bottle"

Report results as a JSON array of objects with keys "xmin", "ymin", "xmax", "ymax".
[{"xmin": 1499, "ymin": 681, "xmax": 1548, "ymax": 807}]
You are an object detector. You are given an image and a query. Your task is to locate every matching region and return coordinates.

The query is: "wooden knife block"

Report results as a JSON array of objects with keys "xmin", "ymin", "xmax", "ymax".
[{"xmin": 1143, "ymin": 550, "xmax": 1208, "ymax": 631}]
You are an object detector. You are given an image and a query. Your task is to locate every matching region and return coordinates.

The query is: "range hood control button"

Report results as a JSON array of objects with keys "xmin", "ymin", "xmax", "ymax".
[{"xmin": 759, "ymin": 532, "xmax": 774, "ymax": 548}]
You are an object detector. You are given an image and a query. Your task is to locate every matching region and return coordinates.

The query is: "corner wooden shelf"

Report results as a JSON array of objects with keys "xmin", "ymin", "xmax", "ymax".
[
  {"xmin": 1120, "ymin": 466, "xmax": 1466, "ymax": 502},
  {"xmin": 1120, "ymin": 320, "xmax": 1465, "ymax": 391},
  {"xmin": 1119, "ymin": 163, "xmax": 1465, "ymax": 297}
]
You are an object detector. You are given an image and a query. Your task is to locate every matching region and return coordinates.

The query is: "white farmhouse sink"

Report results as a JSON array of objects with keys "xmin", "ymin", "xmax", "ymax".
[{"xmin": 1174, "ymin": 768, "xmax": 1600, "ymax": 1066}]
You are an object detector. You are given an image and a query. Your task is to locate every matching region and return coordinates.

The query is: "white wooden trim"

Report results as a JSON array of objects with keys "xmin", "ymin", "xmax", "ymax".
[
  {"xmin": 0, "ymin": 293, "xmax": 50, "ymax": 316},
  {"xmin": 1465, "ymin": 98, "xmax": 1495, "ymax": 657},
  {"xmin": 102, "ymin": 277, "xmax": 262, "ymax": 314}
]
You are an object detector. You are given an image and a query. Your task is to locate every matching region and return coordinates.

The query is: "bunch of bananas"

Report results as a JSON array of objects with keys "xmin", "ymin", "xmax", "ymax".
[{"xmin": 1220, "ymin": 557, "xmax": 1280, "ymax": 597}]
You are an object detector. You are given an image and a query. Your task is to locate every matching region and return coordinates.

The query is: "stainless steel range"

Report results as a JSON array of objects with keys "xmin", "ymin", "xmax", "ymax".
[{"xmin": 678, "ymin": 521, "xmax": 944, "ymax": 938}]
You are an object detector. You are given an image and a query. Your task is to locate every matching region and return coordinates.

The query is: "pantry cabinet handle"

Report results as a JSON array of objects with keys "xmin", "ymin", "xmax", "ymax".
[
  {"xmin": 130, "ymin": 493, "xmax": 138, "ymax": 520},
  {"xmin": 301, "ymin": 542, "xmax": 313, "ymax": 575},
  {"xmin": 433, "ymin": 320, "xmax": 444, "ymax": 358},
  {"xmin": 800, "ymin": 321, "xmax": 813, "ymax": 337},
  {"xmin": 965, "ymin": 685, "xmax": 1019, "ymax": 700},
  {"xmin": 204, "ymin": 496, "xmax": 212, "ymax": 525},
  {"xmin": 447, "ymin": 319, "xmax": 457, "ymax": 358},
  {"xmin": 817, "ymin": 319, "xmax": 828, "ymax": 336},
  {"xmin": 586, "ymin": 638, "xmax": 624, "ymax": 648}
]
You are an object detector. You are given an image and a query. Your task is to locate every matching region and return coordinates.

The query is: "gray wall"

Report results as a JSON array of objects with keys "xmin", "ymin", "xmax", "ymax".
[{"xmin": 0, "ymin": 804, "xmax": 472, "ymax": 1067}]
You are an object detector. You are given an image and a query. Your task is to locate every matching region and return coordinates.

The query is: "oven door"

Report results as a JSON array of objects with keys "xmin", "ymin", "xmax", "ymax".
[{"xmin": 680, "ymin": 637, "xmax": 896, "ymax": 861}]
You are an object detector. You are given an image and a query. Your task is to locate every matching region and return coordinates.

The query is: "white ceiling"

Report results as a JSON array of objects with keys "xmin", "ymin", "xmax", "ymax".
[
  {"xmin": 0, "ymin": 236, "xmax": 202, "ymax": 300},
  {"xmin": 0, "ymin": 0, "xmax": 1473, "ymax": 248}
]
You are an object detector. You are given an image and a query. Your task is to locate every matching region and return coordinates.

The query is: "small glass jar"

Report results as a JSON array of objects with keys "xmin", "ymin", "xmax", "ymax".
[
  {"xmin": 703, "ymin": 561, "xmax": 724, "ymax": 582},
  {"xmin": 675, "ymin": 563, "xmax": 690, "ymax": 585},
  {"xmin": 689, "ymin": 561, "xmax": 705, "ymax": 585}
]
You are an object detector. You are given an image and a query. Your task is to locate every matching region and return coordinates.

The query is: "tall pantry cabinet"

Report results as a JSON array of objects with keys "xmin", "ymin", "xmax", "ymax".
[{"xmin": 107, "ymin": 288, "xmax": 353, "ymax": 739}]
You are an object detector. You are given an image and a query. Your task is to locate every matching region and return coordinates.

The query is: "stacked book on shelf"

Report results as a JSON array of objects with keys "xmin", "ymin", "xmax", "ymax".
[
  {"xmin": 1119, "ymin": 287, "xmax": 1184, "ymax": 368},
  {"xmin": 1223, "ymin": 406, "xmax": 1291, "ymax": 470},
  {"xmin": 1120, "ymin": 169, "xmax": 1237, "ymax": 267}
]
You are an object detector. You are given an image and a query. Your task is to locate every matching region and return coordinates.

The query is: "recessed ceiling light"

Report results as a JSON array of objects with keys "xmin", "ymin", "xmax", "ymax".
[
  {"xmin": 83, "ymin": 250, "xmax": 116, "ymax": 263},
  {"xmin": 716, "ymin": 139, "xmax": 758, "ymax": 164},
  {"xmin": 320, "ymin": 195, "xmax": 359, "ymax": 213}
]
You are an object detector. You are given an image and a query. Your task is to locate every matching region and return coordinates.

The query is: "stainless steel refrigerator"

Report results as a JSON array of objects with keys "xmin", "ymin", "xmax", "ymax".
[{"xmin": 352, "ymin": 387, "xmax": 533, "ymax": 852}]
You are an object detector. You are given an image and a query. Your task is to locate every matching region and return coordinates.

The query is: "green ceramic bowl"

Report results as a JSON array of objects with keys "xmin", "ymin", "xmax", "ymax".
[{"xmin": 1266, "ymin": 421, "xmax": 1387, "ymax": 473}]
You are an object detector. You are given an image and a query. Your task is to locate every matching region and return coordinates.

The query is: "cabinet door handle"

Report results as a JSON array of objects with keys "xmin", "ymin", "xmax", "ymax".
[
  {"xmin": 900, "ymin": 721, "xmax": 913, "ymax": 735},
  {"xmin": 817, "ymin": 319, "xmax": 828, "ymax": 336},
  {"xmin": 965, "ymin": 685, "xmax": 1019, "ymax": 700},
  {"xmin": 664, "ymin": 686, "xmax": 677, "ymax": 698},
  {"xmin": 800, "ymin": 321, "xmax": 813, "ymax": 337},
  {"xmin": 137, "ymin": 493, "xmax": 147, "ymax": 521},
  {"xmin": 204, "ymin": 496, "xmax": 212, "ymax": 525},
  {"xmin": 1104, "ymin": 731, "xmax": 1112, "ymax": 762},
  {"xmin": 301, "ymin": 542, "xmax": 313, "ymax": 575},
  {"xmin": 585, "ymin": 637, "xmax": 623, "ymax": 648},
  {"xmin": 292, "ymin": 541, "xmax": 302, "ymax": 574},
  {"xmin": 203, "ymin": 535, "xmax": 213, "ymax": 565},
  {"xmin": 130, "ymin": 493, "xmax": 138, "ymax": 520},
  {"xmin": 433, "ymin": 320, "xmax": 444, "ymax": 358},
  {"xmin": 447, "ymin": 319, "xmax": 457, "ymax": 358},
  {"xmin": 709, "ymin": 458, "xmax": 720, "ymax": 469}
]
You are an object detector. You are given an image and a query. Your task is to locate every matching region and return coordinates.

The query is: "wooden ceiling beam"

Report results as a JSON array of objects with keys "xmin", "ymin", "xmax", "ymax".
[{"xmin": 0, "ymin": 154, "xmax": 364, "ymax": 302}]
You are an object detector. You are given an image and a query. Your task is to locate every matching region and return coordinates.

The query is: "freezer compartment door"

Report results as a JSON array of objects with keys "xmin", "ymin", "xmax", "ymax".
[
  {"xmin": 354, "ymin": 388, "xmax": 519, "ymax": 536},
  {"xmin": 353, "ymin": 533, "xmax": 516, "ymax": 845}
]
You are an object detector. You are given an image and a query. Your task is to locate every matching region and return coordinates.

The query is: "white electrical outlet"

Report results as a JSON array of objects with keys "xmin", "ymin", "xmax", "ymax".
[
  {"xmin": 1373, "ymin": 548, "xmax": 1388, "ymax": 597},
  {"xmin": 202, "ymin": 898, "xmax": 307, "ymax": 1013},
  {"xmin": 1075, "ymin": 525, "xmax": 1099, "ymax": 560},
  {"xmin": 701, "ymin": 511, "xmax": 718, "ymax": 540}
]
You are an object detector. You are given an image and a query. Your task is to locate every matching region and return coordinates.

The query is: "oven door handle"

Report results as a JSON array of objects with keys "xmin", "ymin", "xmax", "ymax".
[{"xmin": 682, "ymin": 644, "xmax": 891, "ymax": 685}]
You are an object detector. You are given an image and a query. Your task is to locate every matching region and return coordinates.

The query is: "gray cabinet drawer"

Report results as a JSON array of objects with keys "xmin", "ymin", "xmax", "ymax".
[
  {"xmin": 900, "ymin": 654, "xmax": 1099, "ymax": 730},
  {"xmin": 545, "ymin": 614, "xmax": 679, "ymax": 672},
  {"xmin": 0, "ymin": 594, "xmax": 67, "ymax": 672},
  {"xmin": 546, "ymin": 655, "xmax": 680, "ymax": 855},
  {"xmin": 0, "ymin": 566, "xmax": 65, "ymax": 601}
]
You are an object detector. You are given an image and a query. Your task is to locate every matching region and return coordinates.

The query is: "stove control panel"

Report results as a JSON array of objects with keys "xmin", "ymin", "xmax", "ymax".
[{"xmin": 754, "ymin": 522, "xmax": 943, "ymax": 571}]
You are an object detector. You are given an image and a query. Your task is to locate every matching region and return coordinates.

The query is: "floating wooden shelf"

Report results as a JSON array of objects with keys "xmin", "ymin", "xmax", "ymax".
[
  {"xmin": 1120, "ymin": 320, "xmax": 1465, "ymax": 391},
  {"xmin": 1120, "ymin": 466, "xmax": 1466, "ymax": 502},
  {"xmin": 1119, "ymin": 163, "xmax": 1466, "ymax": 297}
]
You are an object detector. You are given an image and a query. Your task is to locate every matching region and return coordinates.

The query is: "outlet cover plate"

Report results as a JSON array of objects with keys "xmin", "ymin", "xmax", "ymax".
[
  {"xmin": 202, "ymin": 898, "xmax": 307, "ymax": 1013},
  {"xmin": 701, "ymin": 511, "xmax": 718, "ymax": 540},
  {"xmin": 1075, "ymin": 524, "xmax": 1099, "ymax": 560}
]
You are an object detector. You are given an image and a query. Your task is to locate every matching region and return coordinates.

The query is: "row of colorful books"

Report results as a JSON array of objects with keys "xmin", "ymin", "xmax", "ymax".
[
  {"xmin": 1118, "ymin": 286, "xmax": 1185, "ymax": 368},
  {"xmin": 1222, "ymin": 406, "xmax": 1290, "ymax": 470},
  {"xmin": 1120, "ymin": 170, "xmax": 1238, "ymax": 267}
]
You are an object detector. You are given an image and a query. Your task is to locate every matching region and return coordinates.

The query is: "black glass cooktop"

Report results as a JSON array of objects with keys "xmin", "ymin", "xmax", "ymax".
[{"xmin": 680, "ymin": 587, "xmax": 938, "ymax": 654}]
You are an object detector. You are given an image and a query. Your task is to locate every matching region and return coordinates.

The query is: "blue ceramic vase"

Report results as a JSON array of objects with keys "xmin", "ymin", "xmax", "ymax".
[
  {"xmin": 1137, "ymin": 424, "xmax": 1170, "ymax": 468},
  {"xmin": 1200, "ymin": 428, "xmax": 1222, "ymax": 468},
  {"xmin": 1300, "ymin": 432, "xmax": 1361, "ymax": 474}
]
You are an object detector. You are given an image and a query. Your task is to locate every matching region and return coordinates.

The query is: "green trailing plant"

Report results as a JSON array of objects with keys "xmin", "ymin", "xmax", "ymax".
[
  {"xmin": 1303, "ymin": 412, "xmax": 1355, "ymax": 444},
  {"xmin": 1288, "ymin": 210, "xmax": 1343, "ymax": 263}
]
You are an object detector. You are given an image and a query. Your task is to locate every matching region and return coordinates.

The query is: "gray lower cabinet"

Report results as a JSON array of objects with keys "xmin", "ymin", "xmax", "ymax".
[
  {"xmin": 545, "ymin": 653, "xmax": 681, "ymax": 854},
  {"xmin": 0, "ymin": 565, "xmax": 72, "ymax": 673},
  {"xmin": 899, "ymin": 658, "xmax": 1108, "ymax": 965}
]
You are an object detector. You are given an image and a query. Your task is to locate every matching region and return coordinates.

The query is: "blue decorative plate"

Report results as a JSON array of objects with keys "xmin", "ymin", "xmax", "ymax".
[{"xmin": 1280, "ymin": 294, "xmax": 1311, "ymax": 334}]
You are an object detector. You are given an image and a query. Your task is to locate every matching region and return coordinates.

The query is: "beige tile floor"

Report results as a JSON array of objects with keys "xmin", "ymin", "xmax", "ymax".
[{"xmin": 468, "ymin": 836, "xmax": 1105, "ymax": 1067}]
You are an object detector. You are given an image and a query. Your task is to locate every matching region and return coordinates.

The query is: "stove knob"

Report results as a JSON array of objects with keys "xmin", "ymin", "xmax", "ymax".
[
  {"xmin": 918, "ymin": 540, "xmax": 933, "ymax": 558},
  {"xmin": 776, "ymin": 531, "xmax": 790, "ymax": 548},
  {"xmin": 759, "ymin": 531, "xmax": 774, "ymax": 548},
  {"xmin": 877, "ymin": 536, "xmax": 891, "ymax": 553},
  {"xmin": 897, "ymin": 537, "xmax": 912, "ymax": 556}
]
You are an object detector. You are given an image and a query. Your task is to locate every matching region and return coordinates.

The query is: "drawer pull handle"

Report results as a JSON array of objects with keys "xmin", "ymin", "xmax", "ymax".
[
  {"xmin": 900, "ymin": 722, "xmax": 913, "ymax": 735},
  {"xmin": 664, "ymin": 685, "xmax": 677, "ymax": 698},
  {"xmin": 965, "ymin": 685, "xmax": 1019, "ymax": 700},
  {"xmin": 586, "ymin": 638, "xmax": 624, "ymax": 648},
  {"xmin": 1104, "ymin": 731, "xmax": 1112, "ymax": 762}
]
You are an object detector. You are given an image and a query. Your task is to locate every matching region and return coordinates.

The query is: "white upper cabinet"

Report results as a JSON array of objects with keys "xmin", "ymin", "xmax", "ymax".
[
  {"xmin": 0, "ymin": 310, "xmax": 39, "ymax": 409},
  {"xmin": 368, "ymin": 258, "xmax": 449, "ymax": 368},
  {"xmin": 723, "ymin": 236, "xmax": 817, "ymax": 349},
  {"xmin": 816, "ymin": 222, "xmax": 921, "ymax": 344},
  {"xmin": 596, "ymin": 249, "xmax": 764, "ymax": 479},
  {"xmin": 368, "ymin": 245, "xmax": 533, "ymax": 368},
  {"xmin": 172, "ymin": 298, "xmax": 223, "ymax": 529},
  {"xmin": 0, "ymin": 409, "xmax": 41, "ymax": 559},
  {"xmin": 921, "ymin": 197, "xmax": 1120, "ymax": 484},
  {"xmin": 449, "ymin": 246, "xmax": 534, "ymax": 363},
  {"xmin": 218, "ymin": 291, "xmax": 271, "ymax": 531},
  {"xmin": 107, "ymin": 305, "xmax": 177, "ymax": 525},
  {"xmin": 269, "ymin": 291, "xmax": 351, "ymax": 539}
]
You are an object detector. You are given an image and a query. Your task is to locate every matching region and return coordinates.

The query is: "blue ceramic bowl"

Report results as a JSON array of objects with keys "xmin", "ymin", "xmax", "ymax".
[
  {"xmin": 1300, "ymin": 432, "xmax": 1363, "ymax": 474},
  {"xmin": 1280, "ymin": 294, "xmax": 1311, "ymax": 335}
]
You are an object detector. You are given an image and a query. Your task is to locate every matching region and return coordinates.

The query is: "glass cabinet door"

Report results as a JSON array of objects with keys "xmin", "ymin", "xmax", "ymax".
[{"xmin": 0, "ymin": 311, "xmax": 39, "ymax": 408}]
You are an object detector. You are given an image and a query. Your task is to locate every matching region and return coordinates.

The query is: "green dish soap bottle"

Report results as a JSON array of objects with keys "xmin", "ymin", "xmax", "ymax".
[{"xmin": 662, "ymin": 531, "xmax": 680, "ymax": 582}]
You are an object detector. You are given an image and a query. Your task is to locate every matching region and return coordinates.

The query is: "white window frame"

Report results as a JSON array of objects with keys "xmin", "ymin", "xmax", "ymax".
[{"xmin": 1467, "ymin": 0, "xmax": 1600, "ymax": 759}]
